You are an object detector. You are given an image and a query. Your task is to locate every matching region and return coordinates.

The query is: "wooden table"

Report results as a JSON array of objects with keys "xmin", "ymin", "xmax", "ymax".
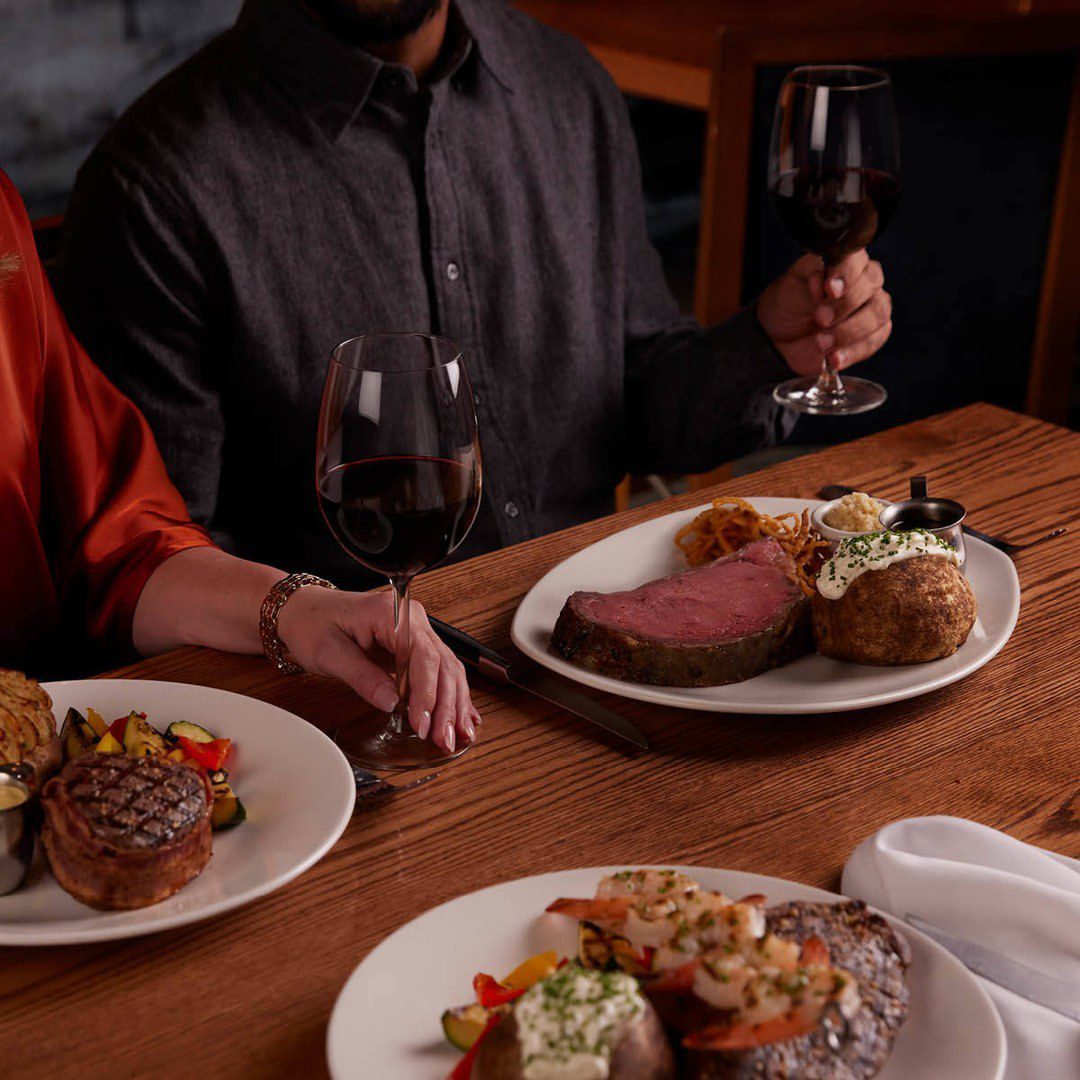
[{"xmin": 3, "ymin": 403, "xmax": 1077, "ymax": 1078}]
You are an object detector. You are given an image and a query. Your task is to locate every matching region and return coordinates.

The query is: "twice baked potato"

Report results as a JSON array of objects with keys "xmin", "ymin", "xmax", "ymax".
[
  {"xmin": 812, "ymin": 555, "xmax": 976, "ymax": 665},
  {"xmin": 472, "ymin": 968, "xmax": 675, "ymax": 1080},
  {"xmin": 0, "ymin": 669, "xmax": 60, "ymax": 785}
]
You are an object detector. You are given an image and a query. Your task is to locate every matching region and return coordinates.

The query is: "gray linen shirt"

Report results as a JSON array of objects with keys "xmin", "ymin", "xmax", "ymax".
[{"xmin": 61, "ymin": 0, "xmax": 792, "ymax": 587}]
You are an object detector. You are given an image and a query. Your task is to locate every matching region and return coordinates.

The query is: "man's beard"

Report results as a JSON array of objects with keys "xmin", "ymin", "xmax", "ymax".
[{"xmin": 304, "ymin": 0, "xmax": 442, "ymax": 44}]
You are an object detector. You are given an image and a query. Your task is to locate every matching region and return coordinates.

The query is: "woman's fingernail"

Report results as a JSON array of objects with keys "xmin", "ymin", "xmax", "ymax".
[
  {"xmin": 833, "ymin": 349, "xmax": 849, "ymax": 368},
  {"xmin": 416, "ymin": 709, "xmax": 432, "ymax": 740},
  {"xmin": 373, "ymin": 685, "xmax": 398, "ymax": 713},
  {"xmin": 816, "ymin": 305, "xmax": 834, "ymax": 327},
  {"xmin": 472, "ymin": 709, "xmax": 483, "ymax": 726},
  {"xmin": 816, "ymin": 332, "xmax": 835, "ymax": 352},
  {"xmin": 444, "ymin": 721, "xmax": 456, "ymax": 753},
  {"xmin": 828, "ymin": 277, "xmax": 845, "ymax": 298},
  {"xmin": 464, "ymin": 716, "xmax": 477, "ymax": 741}
]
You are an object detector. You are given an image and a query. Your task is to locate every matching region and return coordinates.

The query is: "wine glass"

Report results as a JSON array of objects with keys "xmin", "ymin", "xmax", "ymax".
[
  {"xmin": 316, "ymin": 334, "xmax": 482, "ymax": 770},
  {"xmin": 768, "ymin": 65, "xmax": 901, "ymax": 415}
]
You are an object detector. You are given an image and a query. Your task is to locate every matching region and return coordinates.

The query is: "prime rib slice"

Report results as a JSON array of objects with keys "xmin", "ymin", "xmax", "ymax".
[
  {"xmin": 41, "ymin": 753, "xmax": 212, "ymax": 910},
  {"xmin": 550, "ymin": 538, "xmax": 811, "ymax": 686},
  {"xmin": 686, "ymin": 900, "xmax": 911, "ymax": 1079}
]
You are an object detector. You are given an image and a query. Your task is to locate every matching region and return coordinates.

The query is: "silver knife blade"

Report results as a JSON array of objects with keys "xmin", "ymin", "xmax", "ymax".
[
  {"xmin": 906, "ymin": 914, "xmax": 1080, "ymax": 1021},
  {"xmin": 429, "ymin": 615, "xmax": 649, "ymax": 751},
  {"xmin": 510, "ymin": 664, "xmax": 649, "ymax": 750}
]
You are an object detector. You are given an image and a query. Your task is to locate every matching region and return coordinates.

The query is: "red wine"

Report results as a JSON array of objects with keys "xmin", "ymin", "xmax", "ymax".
[
  {"xmin": 770, "ymin": 167, "xmax": 900, "ymax": 264},
  {"xmin": 319, "ymin": 456, "xmax": 480, "ymax": 578}
]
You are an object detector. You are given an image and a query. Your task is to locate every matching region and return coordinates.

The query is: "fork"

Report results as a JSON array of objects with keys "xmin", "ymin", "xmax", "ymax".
[{"xmin": 352, "ymin": 764, "xmax": 437, "ymax": 802}]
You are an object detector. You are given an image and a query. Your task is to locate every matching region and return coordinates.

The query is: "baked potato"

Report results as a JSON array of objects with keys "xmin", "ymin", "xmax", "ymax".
[
  {"xmin": 812, "ymin": 556, "xmax": 976, "ymax": 665},
  {"xmin": 472, "ymin": 971, "xmax": 675, "ymax": 1080},
  {"xmin": 0, "ymin": 669, "xmax": 60, "ymax": 786}
]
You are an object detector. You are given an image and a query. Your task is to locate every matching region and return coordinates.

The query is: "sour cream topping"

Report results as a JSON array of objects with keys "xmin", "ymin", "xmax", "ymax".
[
  {"xmin": 817, "ymin": 529, "xmax": 959, "ymax": 600},
  {"xmin": 516, "ymin": 967, "xmax": 644, "ymax": 1080}
]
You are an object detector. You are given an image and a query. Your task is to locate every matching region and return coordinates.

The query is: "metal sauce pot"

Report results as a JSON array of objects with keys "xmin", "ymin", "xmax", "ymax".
[
  {"xmin": 0, "ymin": 763, "xmax": 35, "ymax": 896},
  {"xmin": 879, "ymin": 476, "xmax": 967, "ymax": 568}
]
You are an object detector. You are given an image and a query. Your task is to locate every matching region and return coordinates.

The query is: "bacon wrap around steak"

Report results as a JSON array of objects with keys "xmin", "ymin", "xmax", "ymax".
[{"xmin": 41, "ymin": 753, "xmax": 212, "ymax": 910}]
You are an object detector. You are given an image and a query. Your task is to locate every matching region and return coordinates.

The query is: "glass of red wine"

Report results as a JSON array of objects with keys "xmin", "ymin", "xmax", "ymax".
[
  {"xmin": 316, "ymin": 334, "xmax": 482, "ymax": 770},
  {"xmin": 768, "ymin": 65, "xmax": 901, "ymax": 415}
]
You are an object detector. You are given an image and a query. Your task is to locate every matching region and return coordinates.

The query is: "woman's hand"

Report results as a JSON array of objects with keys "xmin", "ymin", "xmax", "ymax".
[
  {"xmin": 755, "ymin": 250, "xmax": 893, "ymax": 375},
  {"xmin": 277, "ymin": 587, "xmax": 479, "ymax": 753}
]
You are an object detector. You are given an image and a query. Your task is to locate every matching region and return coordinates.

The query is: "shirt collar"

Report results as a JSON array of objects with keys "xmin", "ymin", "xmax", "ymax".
[{"xmin": 237, "ymin": 0, "xmax": 515, "ymax": 142}]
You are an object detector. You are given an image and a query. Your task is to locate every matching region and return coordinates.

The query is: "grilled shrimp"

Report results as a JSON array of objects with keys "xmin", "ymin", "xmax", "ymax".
[{"xmin": 546, "ymin": 870, "xmax": 766, "ymax": 959}]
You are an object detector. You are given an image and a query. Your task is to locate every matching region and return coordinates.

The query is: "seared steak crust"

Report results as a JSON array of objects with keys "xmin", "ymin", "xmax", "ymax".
[
  {"xmin": 551, "ymin": 541, "xmax": 812, "ymax": 687},
  {"xmin": 42, "ymin": 753, "xmax": 212, "ymax": 909},
  {"xmin": 686, "ymin": 900, "xmax": 910, "ymax": 1079}
]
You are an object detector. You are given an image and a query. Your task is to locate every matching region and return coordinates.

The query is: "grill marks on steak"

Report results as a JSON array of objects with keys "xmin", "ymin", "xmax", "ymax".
[
  {"xmin": 551, "ymin": 539, "xmax": 812, "ymax": 686},
  {"xmin": 686, "ymin": 900, "xmax": 911, "ymax": 1080},
  {"xmin": 41, "ymin": 753, "xmax": 213, "ymax": 910},
  {"xmin": 62, "ymin": 754, "xmax": 208, "ymax": 849}
]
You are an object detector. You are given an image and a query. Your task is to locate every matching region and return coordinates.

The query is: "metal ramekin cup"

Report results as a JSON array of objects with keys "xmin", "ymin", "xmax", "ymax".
[
  {"xmin": 879, "ymin": 498, "xmax": 967, "ymax": 568},
  {"xmin": 811, "ymin": 497, "xmax": 893, "ymax": 551},
  {"xmin": 0, "ymin": 763, "xmax": 35, "ymax": 896}
]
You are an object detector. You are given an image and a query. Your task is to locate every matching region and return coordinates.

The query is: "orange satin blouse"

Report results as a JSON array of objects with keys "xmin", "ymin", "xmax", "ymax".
[{"xmin": 0, "ymin": 171, "xmax": 213, "ymax": 675}]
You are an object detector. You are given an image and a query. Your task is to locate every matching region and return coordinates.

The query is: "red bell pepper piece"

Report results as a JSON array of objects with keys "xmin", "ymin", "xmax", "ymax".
[
  {"xmin": 448, "ymin": 1015, "xmax": 501, "ymax": 1080},
  {"xmin": 109, "ymin": 716, "xmax": 129, "ymax": 741},
  {"xmin": 473, "ymin": 973, "xmax": 526, "ymax": 1009},
  {"xmin": 177, "ymin": 736, "xmax": 232, "ymax": 771}
]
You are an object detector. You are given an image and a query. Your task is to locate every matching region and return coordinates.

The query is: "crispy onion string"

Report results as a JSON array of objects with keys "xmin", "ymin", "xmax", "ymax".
[{"xmin": 674, "ymin": 496, "xmax": 828, "ymax": 596}]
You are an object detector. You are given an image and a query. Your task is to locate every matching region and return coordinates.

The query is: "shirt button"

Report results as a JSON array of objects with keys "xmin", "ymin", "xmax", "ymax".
[
  {"xmin": 446, "ymin": 261, "xmax": 461, "ymax": 282},
  {"xmin": 504, "ymin": 501, "xmax": 520, "ymax": 519}
]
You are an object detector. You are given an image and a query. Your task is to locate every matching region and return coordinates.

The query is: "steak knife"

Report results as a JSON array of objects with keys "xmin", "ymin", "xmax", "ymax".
[
  {"xmin": 429, "ymin": 616, "xmax": 649, "ymax": 751},
  {"xmin": 818, "ymin": 483, "xmax": 1012, "ymax": 553},
  {"xmin": 906, "ymin": 914, "xmax": 1080, "ymax": 1021}
]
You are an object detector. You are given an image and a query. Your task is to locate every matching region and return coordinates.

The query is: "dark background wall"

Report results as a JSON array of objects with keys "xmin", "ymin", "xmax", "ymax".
[{"xmin": 0, "ymin": 0, "xmax": 241, "ymax": 218}]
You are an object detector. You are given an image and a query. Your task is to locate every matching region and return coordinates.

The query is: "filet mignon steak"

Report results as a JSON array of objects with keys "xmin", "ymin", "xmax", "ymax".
[
  {"xmin": 686, "ymin": 900, "xmax": 911, "ymax": 1080},
  {"xmin": 551, "ymin": 539, "xmax": 811, "ymax": 686},
  {"xmin": 41, "ymin": 753, "xmax": 212, "ymax": 910}
]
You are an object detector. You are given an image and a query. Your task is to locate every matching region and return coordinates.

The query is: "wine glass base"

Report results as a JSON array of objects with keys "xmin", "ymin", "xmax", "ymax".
[
  {"xmin": 333, "ymin": 716, "xmax": 470, "ymax": 772},
  {"xmin": 773, "ymin": 375, "xmax": 887, "ymax": 416}
]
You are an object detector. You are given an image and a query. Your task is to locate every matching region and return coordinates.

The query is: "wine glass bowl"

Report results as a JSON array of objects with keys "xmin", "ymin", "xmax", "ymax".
[
  {"xmin": 768, "ymin": 65, "xmax": 901, "ymax": 415},
  {"xmin": 316, "ymin": 334, "xmax": 482, "ymax": 770}
]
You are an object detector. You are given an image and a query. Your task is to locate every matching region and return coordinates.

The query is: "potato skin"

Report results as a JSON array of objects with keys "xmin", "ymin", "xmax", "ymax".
[
  {"xmin": 812, "ymin": 556, "xmax": 977, "ymax": 665},
  {"xmin": 472, "ymin": 1004, "xmax": 676, "ymax": 1080}
]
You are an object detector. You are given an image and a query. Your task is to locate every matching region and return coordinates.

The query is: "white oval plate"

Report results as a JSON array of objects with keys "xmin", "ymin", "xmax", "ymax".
[
  {"xmin": 327, "ymin": 866, "xmax": 1005, "ymax": 1079},
  {"xmin": 0, "ymin": 679, "xmax": 355, "ymax": 945},
  {"xmin": 511, "ymin": 498, "xmax": 1020, "ymax": 713}
]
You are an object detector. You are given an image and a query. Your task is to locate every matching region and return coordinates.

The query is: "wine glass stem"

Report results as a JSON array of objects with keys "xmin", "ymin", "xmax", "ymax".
[
  {"xmin": 816, "ymin": 261, "xmax": 844, "ymax": 398},
  {"xmin": 389, "ymin": 576, "xmax": 412, "ymax": 736}
]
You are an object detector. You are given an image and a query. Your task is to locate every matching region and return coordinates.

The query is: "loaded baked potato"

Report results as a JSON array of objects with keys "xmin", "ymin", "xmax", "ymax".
[
  {"xmin": 472, "ymin": 967, "xmax": 675, "ymax": 1080},
  {"xmin": 813, "ymin": 554, "xmax": 976, "ymax": 665}
]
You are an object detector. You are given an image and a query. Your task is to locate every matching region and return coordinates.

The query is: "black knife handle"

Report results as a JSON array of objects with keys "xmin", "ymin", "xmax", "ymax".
[{"xmin": 430, "ymin": 616, "xmax": 512, "ymax": 682}]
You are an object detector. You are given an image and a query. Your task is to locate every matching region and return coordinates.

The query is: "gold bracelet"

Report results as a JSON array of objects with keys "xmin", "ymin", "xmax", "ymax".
[{"xmin": 259, "ymin": 572, "xmax": 337, "ymax": 674}]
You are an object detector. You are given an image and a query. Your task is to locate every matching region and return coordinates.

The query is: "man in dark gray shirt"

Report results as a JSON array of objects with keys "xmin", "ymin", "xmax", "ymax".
[{"xmin": 61, "ymin": 0, "xmax": 892, "ymax": 587}]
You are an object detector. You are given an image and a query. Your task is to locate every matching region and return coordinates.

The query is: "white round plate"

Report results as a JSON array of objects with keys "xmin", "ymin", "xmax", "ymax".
[
  {"xmin": 0, "ymin": 679, "xmax": 355, "ymax": 945},
  {"xmin": 327, "ymin": 866, "xmax": 1006, "ymax": 1079},
  {"xmin": 511, "ymin": 498, "xmax": 1020, "ymax": 713}
]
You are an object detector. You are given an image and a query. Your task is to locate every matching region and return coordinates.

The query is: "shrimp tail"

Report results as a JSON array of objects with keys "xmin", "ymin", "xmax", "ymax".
[
  {"xmin": 683, "ymin": 1011, "xmax": 820, "ymax": 1051},
  {"xmin": 800, "ymin": 936, "xmax": 830, "ymax": 966},
  {"xmin": 646, "ymin": 959, "xmax": 700, "ymax": 994},
  {"xmin": 545, "ymin": 896, "xmax": 633, "ymax": 921}
]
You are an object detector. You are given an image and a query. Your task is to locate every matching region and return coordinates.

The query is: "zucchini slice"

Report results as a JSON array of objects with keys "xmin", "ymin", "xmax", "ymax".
[
  {"xmin": 60, "ymin": 708, "xmax": 98, "ymax": 762},
  {"xmin": 441, "ymin": 1004, "xmax": 495, "ymax": 1051},
  {"xmin": 165, "ymin": 721, "xmax": 218, "ymax": 744},
  {"xmin": 211, "ymin": 793, "xmax": 247, "ymax": 830}
]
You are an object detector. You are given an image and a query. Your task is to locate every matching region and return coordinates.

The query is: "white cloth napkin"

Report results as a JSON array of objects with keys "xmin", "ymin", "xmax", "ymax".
[{"xmin": 842, "ymin": 816, "xmax": 1080, "ymax": 1080}]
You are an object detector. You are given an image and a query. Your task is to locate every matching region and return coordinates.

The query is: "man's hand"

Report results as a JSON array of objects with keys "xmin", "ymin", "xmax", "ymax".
[{"xmin": 755, "ymin": 251, "xmax": 892, "ymax": 375}]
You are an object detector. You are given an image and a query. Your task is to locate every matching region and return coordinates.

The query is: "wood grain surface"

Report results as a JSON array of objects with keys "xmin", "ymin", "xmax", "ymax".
[{"xmin": 2, "ymin": 403, "xmax": 1077, "ymax": 1079}]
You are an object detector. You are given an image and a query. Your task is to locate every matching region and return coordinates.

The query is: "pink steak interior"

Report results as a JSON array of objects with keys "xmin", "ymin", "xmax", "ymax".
[{"xmin": 568, "ymin": 538, "xmax": 803, "ymax": 646}]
